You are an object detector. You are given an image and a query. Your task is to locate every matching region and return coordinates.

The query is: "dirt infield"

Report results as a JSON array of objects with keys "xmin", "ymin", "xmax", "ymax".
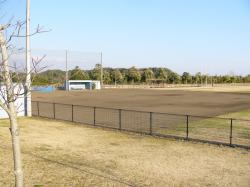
[{"xmin": 32, "ymin": 89, "xmax": 250, "ymax": 116}]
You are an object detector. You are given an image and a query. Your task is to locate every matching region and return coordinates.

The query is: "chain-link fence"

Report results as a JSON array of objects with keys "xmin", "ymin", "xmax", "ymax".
[{"xmin": 32, "ymin": 101, "xmax": 250, "ymax": 149}]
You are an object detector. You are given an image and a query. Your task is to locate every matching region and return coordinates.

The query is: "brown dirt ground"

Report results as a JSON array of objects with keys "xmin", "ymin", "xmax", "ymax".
[{"xmin": 32, "ymin": 89, "xmax": 250, "ymax": 116}]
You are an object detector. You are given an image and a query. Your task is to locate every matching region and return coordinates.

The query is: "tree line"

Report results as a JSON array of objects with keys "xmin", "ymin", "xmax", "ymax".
[{"xmin": 32, "ymin": 64, "xmax": 250, "ymax": 86}]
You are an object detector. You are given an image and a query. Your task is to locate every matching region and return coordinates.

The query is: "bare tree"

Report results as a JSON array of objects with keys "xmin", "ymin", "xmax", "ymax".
[
  {"xmin": 1, "ymin": 22, "xmax": 25, "ymax": 187},
  {"xmin": 0, "ymin": 18, "xmax": 47, "ymax": 186}
]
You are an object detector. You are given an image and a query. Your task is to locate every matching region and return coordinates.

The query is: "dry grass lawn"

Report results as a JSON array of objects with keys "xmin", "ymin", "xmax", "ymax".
[
  {"xmin": 0, "ymin": 117, "xmax": 250, "ymax": 187},
  {"xmin": 156, "ymin": 85, "xmax": 250, "ymax": 93}
]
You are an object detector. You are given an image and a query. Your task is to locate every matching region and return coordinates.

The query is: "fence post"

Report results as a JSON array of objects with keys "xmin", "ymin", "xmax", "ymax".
[
  {"xmin": 150, "ymin": 112, "xmax": 153, "ymax": 135},
  {"xmin": 230, "ymin": 118, "xmax": 233, "ymax": 146},
  {"xmin": 186, "ymin": 115, "xmax": 189, "ymax": 140},
  {"xmin": 37, "ymin": 101, "xmax": 40, "ymax": 117},
  {"xmin": 53, "ymin": 103, "xmax": 56, "ymax": 119},
  {"xmin": 94, "ymin": 107, "xmax": 96, "ymax": 125},
  {"xmin": 72, "ymin": 104, "xmax": 74, "ymax": 122},
  {"xmin": 119, "ymin": 109, "xmax": 122, "ymax": 130}
]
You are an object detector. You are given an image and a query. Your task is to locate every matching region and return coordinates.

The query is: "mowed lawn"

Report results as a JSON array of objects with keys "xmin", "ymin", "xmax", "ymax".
[
  {"xmin": 0, "ymin": 118, "xmax": 250, "ymax": 187},
  {"xmin": 157, "ymin": 110, "xmax": 250, "ymax": 146}
]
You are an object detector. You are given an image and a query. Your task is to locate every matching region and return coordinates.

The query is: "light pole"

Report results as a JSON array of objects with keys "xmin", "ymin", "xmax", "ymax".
[
  {"xmin": 100, "ymin": 52, "xmax": 103, "ymax": 88},
  {"xmin": 25, "ymin": 0, "xmax": 32, "ymax": 116},
  {"xmin": 65, "ymin": 50, "xmax": 69, "ymax": 90}
]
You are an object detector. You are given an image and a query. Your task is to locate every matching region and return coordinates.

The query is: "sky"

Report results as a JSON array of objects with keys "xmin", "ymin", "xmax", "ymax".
[{"xmin": 1, "ymin": 0, "xmax": 250, "ymax": 75}]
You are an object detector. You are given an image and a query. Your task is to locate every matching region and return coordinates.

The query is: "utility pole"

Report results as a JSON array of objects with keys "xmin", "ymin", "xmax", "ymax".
[
  {"xmin": 25, "ymin": 0, "xmax": 31, "ymax": 117},
  {"xmin": 100, "ymin": 52, "xmax": 103, "ymax": 88},
  {"xmin": 65, "ymin": 50, "xmax": 69, "ymax": 91}
]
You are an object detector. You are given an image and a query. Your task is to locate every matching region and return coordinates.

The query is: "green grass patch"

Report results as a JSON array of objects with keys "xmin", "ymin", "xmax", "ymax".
[{"xmin": 157, "ymin": 110, "xmax": 250, "ymax": 143}]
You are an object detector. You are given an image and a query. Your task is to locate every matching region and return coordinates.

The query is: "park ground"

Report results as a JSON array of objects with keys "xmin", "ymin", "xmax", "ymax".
[
  {"xmin": 154, "ymin": 85, "xmax": 250, "ymax": 93},
  {"xmin": 0, "ymin": 117, "xmax": 250, "ymax": 187},
  {"xmin": 1, "ymin": 86, "xmax": 250, "ymax": 186},
  {"xmin": 32, "ymin": 87, "xmax": 250, "ymax": 117}
]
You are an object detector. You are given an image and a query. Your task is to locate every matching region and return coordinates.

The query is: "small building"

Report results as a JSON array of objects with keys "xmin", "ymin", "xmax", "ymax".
[
  {"xmin": 0, "ymin": 84, "xmax": 25, "ymax": 119},
  {"xmin": 65, "ymin": 80, "xmax": 101, "ymax": 91}
]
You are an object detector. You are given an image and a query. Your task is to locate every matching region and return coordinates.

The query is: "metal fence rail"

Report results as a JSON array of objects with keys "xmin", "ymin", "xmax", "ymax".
[{"xmin": 31, "ymin": 101, "xmax": 250, "ymax": 149}]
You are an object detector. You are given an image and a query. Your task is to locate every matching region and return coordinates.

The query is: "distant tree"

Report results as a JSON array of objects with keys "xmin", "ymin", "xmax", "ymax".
[
  {"xmin": 243, "ymin": 75, "xmax": 250, "ymax": 83},
  {"xmin": 70, "ymin": 66, "xmax": 89, "ymax": 80},
  {"xmin": 156, "ymin": 68, "xmax": 168, "ymax": 82},
  {"xmin": 127, "ymin": 66, "xmax": 141, "ymax": 83},
  {"xmin": 222, "ymin": 75, "xmax": 231, "ymax": 83},
  {"xmin": 32, "ymin": 69, "xmax": 65, "ymax": 85},
  {"xmin": 168, "ymin": 72, "xmax": 181, "ymax": 84},
  {"xmin": 103, "ymin": 70, "xmax": 111, "ymax": 84},
  {"xmin": 181, "ymin": 72, "xmax": 191, "ymax": 84},
  {"xmin": 201, "ymin": 74, "xmax": 209, "ymax": 85},
  {"xmin": 142, "ymin": 68, "xmax": 154, "ymax": 83},
  {"xmin": 30, "ymin": 67, "xmax": 250, "ymax": 86},
  {"xmin": 90, "ymin": 64, "xmax": 102, "ymax": 80},
  {"xmin": 230, "ymin": 76, "xmax": 236, "ymax": 83},
  {"xmin": 121, "ymin": 70, "xmax": 128, "ymax": 83},
  {"xmin": 111, "ymin": 69, "xmax": 123, "ymax": 84},
  {"xmin": 194, "ymin": 72, "xmax": 202, "ymax": 84},
  {"xmin": 47, "ymin": 71, "xmax": 54, "ymax": 84},
  {"xmin": 32, "ymin": 76, "xmax": 49, "ymax": 85},
  {"xmin": 234, "ymin": 76, "xmax": 242, "ymax": 83},
  {"xmin": 214, "ymin": 75, "xmax": 222, "ymax": 83}
]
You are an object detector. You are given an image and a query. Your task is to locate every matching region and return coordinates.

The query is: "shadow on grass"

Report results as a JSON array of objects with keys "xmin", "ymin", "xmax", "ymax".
[{"xmin": 0, "ymin": 145, "xmax": 139, "ymax": 187}]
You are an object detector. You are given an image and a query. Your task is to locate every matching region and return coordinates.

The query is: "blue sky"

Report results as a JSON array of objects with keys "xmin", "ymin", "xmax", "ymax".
[{"xmin": 1, "ymin": 0, "xmax": 250, "ymax": 75}]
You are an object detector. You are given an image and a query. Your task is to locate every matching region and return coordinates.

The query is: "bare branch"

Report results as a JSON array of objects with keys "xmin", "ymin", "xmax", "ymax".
[
  {"xmin": 7, "ymin": 23, "xmax": 50, "ymax": 41},
  {"xmin": 0, "ymin": 99, "xmax": 10, "ymax": 115},
  {"xmin": 0, "ymin": 23, "xmax": 10, "ymax": 31}
]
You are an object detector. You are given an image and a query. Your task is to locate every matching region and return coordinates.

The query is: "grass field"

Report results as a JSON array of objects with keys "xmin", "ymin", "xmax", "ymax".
[
  {"xmin": 0, "ymin": 117, "xmax": 250, "ymax": 186},
  {"xmin": 156, "ymin": 85, "xmax": 250, "ymax": 93},
  {"xmin": 157, "ymin": 110, "xmax": 250, "ymax": 146}
]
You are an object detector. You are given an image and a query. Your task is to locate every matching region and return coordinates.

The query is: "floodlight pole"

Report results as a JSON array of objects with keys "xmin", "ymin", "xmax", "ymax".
[
  {"xmin": 25, "ymin": 0, "xmax": 32, "ymax": 116},
  {"xmin": 100, "ymin": 52, "xmax": 103, "ymax": 88},
  {"xmin": 65, "ymin": 50, "xmax": 69, "ymax": 91}
]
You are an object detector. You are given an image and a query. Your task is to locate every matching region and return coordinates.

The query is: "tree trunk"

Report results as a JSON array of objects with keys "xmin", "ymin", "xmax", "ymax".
[
  {"xmin": 0, "ymin": 28, "xmax": 24, "ymax": 187},
  {"xmin": 9, "ymin": 106, "xmax": 24, "ymax": 187}
]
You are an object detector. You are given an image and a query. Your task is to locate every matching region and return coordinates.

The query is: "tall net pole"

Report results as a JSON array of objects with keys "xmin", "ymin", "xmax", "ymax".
[
  {"xmin": 25, "ymin": 0, "xmax": 32, "ymax": 116},
  {"xmin": 100, "ymin": 52, "xmax": 103, "ymax": 88},
  {"xmin": 65, "ymin": 50, "xmax": 69, "ymax": 90}
]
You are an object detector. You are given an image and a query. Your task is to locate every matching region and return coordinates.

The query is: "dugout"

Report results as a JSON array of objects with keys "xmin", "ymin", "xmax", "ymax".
[{"xmin": 65, "ymin": 80, "xmax": 101, "ymax": 90}]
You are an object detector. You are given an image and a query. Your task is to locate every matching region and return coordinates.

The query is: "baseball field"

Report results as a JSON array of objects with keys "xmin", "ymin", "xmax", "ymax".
[
  {"xmin": 1, "ymin": 87, "xmax": 250, "ymax": 186},
  {"xmin": 31, "ymin": 87, "xmax": 250, "ymax": 147},
  {"xmin": 32, "ymin": 88, "xmax": 250, "ymax": 116}
]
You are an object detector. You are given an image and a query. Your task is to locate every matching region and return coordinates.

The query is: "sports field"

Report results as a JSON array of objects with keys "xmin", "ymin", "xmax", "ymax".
[
  {"xmin": 31, "ymin": 88, "xmax": 250, "ymax": 147},
  {"xmin": 32, "ymin": 88, "xmax": 250, "ymax": 116},
  {"xmin": 0, "ymin": 118, "xmax": 249, "ymax": 186}
]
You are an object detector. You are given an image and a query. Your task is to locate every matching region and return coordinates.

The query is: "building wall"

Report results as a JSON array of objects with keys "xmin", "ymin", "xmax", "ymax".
[
  {"xmin": 66, "ymin": 80, "xmax": 101, "ymax": 90},
  {"xmin": 92, "ymin": 81, "xmax": 101, "ymax": 89},
  {"xmin": 0, "ymin": 85, "xmax": 25, "ymax": 119},
  {"xmin": 69, "ymin": 83, "xmax": 87, "ymax": 90}
]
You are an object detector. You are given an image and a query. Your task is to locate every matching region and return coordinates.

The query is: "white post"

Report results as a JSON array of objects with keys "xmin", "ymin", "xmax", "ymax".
[
  {"xmin": 100, "ymin": 52, "xmax": 103, "ymax": 88},
  {"xmin": 25, "ymin": 0, "xmax": 32, "ymax": 116},
  {"xmin": 65, "ymin": 50, "xmax": 69, "ymax": 90}
]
